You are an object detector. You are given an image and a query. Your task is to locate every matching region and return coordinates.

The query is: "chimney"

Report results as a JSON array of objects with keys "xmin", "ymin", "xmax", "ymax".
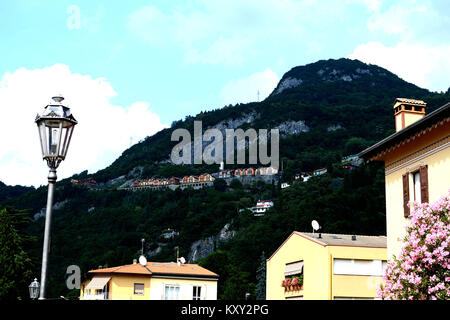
[
  {"xmin": 133, "ymin": 259, "xmax": 137, "ymax": 264},
  {"xmin": 393, "ymin": 98, "xmax": 426, "ymax": 132}
]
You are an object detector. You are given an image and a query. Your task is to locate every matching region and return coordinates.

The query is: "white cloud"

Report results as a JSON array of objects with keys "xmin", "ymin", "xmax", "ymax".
[
  {"xmin": 126, "ymin": 0, "xmax": 313, "ymax": 65},
  {"xmin": 0, "ymin": 64, "xmax": 168, "ymax": 187},
  {"xmin": 127, "ymin": 5, "xmax": 176, "ymax": 46},
  {"xmin": 185, "ymin": 36, "xmax": 256, "ymax": 65},
  {"xmin": 363, "ymin": 0, "xmax": 450, "ymax": 44},
  {"xmin": 220, "ymin": 68, "xmax": 279, "ymax": 105},
  {"xmin": 348, "ymin": 41, "xmax": 450, "ymax": 92},
  {"xmin": 349, "ymin": 1, "xmax": 450, "ymax": 92},
  {"xmin": 349, "ymin": 0, "xmax": 382, "ymax": 13},
  {"xmin": 366, "ymin": 2, "xmax": 427, "ymax": 36}
]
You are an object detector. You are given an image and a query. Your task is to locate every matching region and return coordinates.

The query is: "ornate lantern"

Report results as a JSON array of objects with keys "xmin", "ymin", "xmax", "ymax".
[
  {"xmin": 29, "ymin": 278, "xmax": 40, "ymax": 300},
  {"xmin": 35, "ymin": 95, "xmax": 77, "ymax": 169}
]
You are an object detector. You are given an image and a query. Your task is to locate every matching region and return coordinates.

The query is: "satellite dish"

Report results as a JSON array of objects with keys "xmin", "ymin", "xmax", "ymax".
[
  {"xmin": 139, "ymin": 255, "xmax": 147, "ymax": 266},
  {"xmin": 311, "ymin": 220, "xmax": 320, "ymax": 231},
  {"xmin": 180, "ymin": 257, "xmax": 186, "ymax": 264}
]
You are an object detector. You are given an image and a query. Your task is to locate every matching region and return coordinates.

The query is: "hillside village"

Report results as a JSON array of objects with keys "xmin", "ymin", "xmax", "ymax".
[{"xmin": 70, "ymin": 154, "xmax": 363, "ymax": 192}]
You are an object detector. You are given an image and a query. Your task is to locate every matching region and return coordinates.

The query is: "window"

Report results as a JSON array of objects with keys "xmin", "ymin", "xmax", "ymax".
[
  {"xmin": 413, "ymin": 171, "xmax": 421, "ymax": 203},
  {"xmin": 284, "ymin": 261, "xmax": 303, "ymax": 277},
  {"xmin": 134, "ymin": 283, "xmax": 144, "ymax": 295},
  {"xmin": 283, "ymin": 261, "xmax": 304, "ymax": 291},
  {"xmin": 333, "ymin": 259, "xmax": 387, "ymax": 276},
  {"xmin": 165, "ymin": 285, "xmax": 180, "ymax": 300},
  {"xmin": 193, "ymin": 286, "xmax": 201, "ymax": 300},
  {"xmin": 402, "ymin": 165, "xmax": 428, "ymax": 217}
]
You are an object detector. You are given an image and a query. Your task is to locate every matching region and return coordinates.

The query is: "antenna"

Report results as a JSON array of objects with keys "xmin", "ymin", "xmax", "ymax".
[
  {"xmin": 175, "ymin": 246, "xmax": 179, "ymax": 261},
  {"xmin": 311, "ymin": 220, "xmax": 320, "ymax": 236},
  {"xmin": 141, "ymin": 238, "xmax": 145, "ymax": 256},
  {"xmin": 138, "ymin": 255, "xmax": 147, "ymax": 266}
]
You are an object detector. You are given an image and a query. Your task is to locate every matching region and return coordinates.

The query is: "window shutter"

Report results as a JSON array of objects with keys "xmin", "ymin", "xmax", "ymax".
[
  {"xmin": 201, "ymin": 285, "xmax": 207, "ymax": 300},
  {"xmin": 420, "ymin": 165, "xmax": 429, "ymax": 203},
  {"xmin": 402, "ymin": 173, "xmax": 410, "ymax": 217}
]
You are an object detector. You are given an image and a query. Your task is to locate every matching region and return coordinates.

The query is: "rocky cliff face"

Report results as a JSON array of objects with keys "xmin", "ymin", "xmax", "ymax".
[
  {"xmin": 276, "ymin": 120, "xmax": 309, "ymax": 136},
  {"xmin": 187, "ymin": 223, "xmax": 236, "ymax": 262},
  {"xmin": 33, "ymin": 199, "xmax": 69, "ymax": 220}
]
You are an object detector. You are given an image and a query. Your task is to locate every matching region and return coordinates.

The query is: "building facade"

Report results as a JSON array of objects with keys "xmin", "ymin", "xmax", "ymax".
[
  {"xmin": 80, "ymin": 260, "xmax": 218, "ymax": 300},
  {"xmin": 249, "ymin": 200, "xmax": 274, "ymax": 216},
  {"xmin": 266, "ymin": 232, "xmax": 387, "ymax": 300},
  {"xmin": 359, "ymin": 99, "xmax": 450, "ymax": 259}
]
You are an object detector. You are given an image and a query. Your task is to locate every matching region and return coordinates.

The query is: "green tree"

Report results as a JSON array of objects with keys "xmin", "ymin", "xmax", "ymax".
[
  {"xmin": 221, "ymin": 264, "xmax": 252, "ymax": 300},
  {"xmin": 344, "ymin": 137, "xmax": 367, "ymax": 155},
  {"xmin": 255, "ymin": 251, "xmax": 266, "ymax": 300},
  {"xmin": 229, "ymin": 179, "xmax": 243, "ymax": 189},
  {"xmin": 213, "ymin": 179, "xmax": 227, "ymax": 192},
  {"xmin": 0, "ymin": 207, "xmax": 35, "ymax": 300}
]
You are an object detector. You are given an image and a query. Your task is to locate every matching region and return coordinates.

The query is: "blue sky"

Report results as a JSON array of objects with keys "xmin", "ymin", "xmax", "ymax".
[{"xmin": 1, "ymin": 0, "xmax": 449, "ymax": 187}]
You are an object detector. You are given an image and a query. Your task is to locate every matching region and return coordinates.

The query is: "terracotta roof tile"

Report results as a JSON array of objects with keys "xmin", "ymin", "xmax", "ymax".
[
  {"xmin": 88, "ymin": 262, "xmax": 218, "ymax": 278},
  {"xmin": 146, "ymin": 262, "xmax": 218, "ymax": 277},
  {"xmin": 394, "ymin": 98, "xmax": 427, "ymax": 106},
  {"xmin": 89, "ymin": 263, "xmax": 151, "ymax": 275}
]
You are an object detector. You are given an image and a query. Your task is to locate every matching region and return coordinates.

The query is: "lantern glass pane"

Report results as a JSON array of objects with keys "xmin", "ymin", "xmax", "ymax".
[
  {"xmin": 48, "ymin": 126, "xmax": 61, "ymax": 156},
  {"xmin": 60, "ymin": 124, "xmax": 74, "ymax": 158},
  {"xmin": 38, "ymin": 121, "xmax": 48, "ymax": 158}
]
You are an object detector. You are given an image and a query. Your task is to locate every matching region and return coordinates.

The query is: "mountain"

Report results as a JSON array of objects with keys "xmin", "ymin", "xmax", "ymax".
[
  {"xmin": 92, "ymin": 58, "xmax": 446, "ymax": 183},
  {"xmin": 1, "ymin": 58, "xmax": 449, "ymax": 300},
  {"xmin": 268, "ymin": 58, "xmax": 428, "ymax": 103},
  {"xmin": 0, "ymin": 181, "xmax": 34, "ymax": 203}
]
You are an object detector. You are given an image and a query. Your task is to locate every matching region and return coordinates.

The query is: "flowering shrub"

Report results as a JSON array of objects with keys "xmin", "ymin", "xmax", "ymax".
[{"xmin": 378, "ymin": 191, "xmax": 450, "ymax": 300}]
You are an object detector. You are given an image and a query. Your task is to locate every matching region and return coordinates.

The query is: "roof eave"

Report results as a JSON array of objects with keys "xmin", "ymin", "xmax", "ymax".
[{"xmin": 359, "ymin": 102, "xmax": 450, "ymax": 161}]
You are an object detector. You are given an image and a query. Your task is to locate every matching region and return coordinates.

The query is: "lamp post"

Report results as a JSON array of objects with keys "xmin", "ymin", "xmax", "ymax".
[
  {"xmin": 35, "ymin": 95, "xmax": 77, "ymax": 299},
  {"xmin": 29, "ymin": 278, "xmax": 40, "ymax": 300}
]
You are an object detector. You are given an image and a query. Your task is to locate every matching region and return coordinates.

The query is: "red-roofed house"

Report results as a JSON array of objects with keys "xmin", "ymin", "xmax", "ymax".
[{"xmin": 80, "ymin": 259, "xmax": 218, "ymax": 300}]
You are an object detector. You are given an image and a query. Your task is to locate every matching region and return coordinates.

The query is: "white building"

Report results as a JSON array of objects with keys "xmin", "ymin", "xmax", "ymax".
[
  {"xmin": 281, "ymin": 182, "xmax": 290, "ymax": 189},
  {"xmin": 249, "ymin": 200, "xmax": 274, "ymax": 216}
]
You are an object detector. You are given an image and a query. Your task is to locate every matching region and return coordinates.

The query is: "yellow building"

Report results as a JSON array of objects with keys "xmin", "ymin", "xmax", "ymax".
[
  {"xmin": 266, "ymin": 232, "xmax": 387, "ymax": 300},
  {"xmin": 359, "ymin": 99, "xmax": 450, "ymax": 259},
  {"xmin": 80, "ymin": 260, "xmax": 218, "ymax": 300}
]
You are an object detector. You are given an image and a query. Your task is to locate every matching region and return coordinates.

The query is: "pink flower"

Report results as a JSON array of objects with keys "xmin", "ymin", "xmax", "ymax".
[{"xmin": 380, "ymin": 192, "xmax": 450, "ymax": 300}]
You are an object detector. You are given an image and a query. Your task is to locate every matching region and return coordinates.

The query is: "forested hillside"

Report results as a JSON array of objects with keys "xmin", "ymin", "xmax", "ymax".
[{"xmin": 1, "ymin": 58, "xmax": 449, "ymax": 300}]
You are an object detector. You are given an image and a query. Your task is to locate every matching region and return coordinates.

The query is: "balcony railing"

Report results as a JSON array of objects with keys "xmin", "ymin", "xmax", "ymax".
[{"xmin": 83, "ymin": 293, "xmax": 108, "ymax": 300}]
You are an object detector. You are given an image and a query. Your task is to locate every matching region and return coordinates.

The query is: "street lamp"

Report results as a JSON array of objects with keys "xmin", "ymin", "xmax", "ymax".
[
  {"xmin": 35, "ymin": 95, "xmax": 77, "ymax": 299},
  {"xmin": 29, "ymin": 278, "xmax": 40, "ymax": 300}
]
